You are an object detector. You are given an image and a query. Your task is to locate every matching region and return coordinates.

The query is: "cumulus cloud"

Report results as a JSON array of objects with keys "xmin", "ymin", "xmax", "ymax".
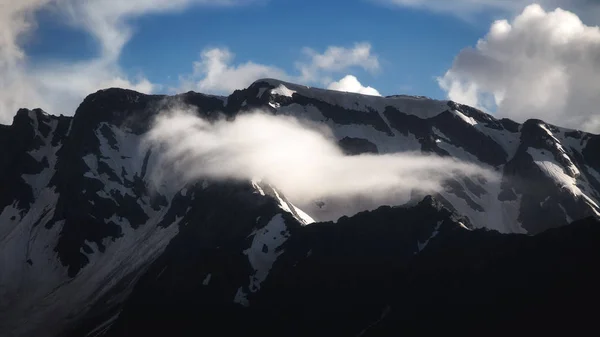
[
  {"xmin": 327, "ymin": 75, "xmax": 381, "ymax": 96},
  {"xmin": 438, "ymin": 4, "xmax": 600, "ymax": 132},
  {"xmin": 178, "ymin": 43, "xmax": 380, "ymax": 95},
  {"xmin": 0, "ymin": 0, "xmax": 245, "ymax": 123},
  {"xmin": 178, "ymin": 48, "xmax": 291, "ymax": 94},
  {"xmin": 145, "ymin": 107, "xmax": 496, "ymax": 218}
]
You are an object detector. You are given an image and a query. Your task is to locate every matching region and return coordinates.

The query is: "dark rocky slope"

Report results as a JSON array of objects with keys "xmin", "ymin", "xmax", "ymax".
[{"xmin": 74, "ymin": 197, "xmax": 600, "ymax": 337}]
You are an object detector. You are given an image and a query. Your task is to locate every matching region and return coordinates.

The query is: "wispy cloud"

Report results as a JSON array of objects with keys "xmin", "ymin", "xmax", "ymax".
[
  {"xmin": 56, "ymin": 0, "xmax": 246, "ymax": 62},
  {"xmin": 297, "ymin": 42, "xmax": 380, "ymax": 84},
  {"xmin": 0, "ymin": 0, "xmax": 51, "ymax": 121},
  {"xmin": 145, "ymin": 106, "xmax": 497, "ymax": 214}
]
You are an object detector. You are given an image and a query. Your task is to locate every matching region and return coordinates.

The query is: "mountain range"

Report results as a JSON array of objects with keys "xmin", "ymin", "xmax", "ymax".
[{"xmin": 1, "ymin": 78, "xmax": 599, "ymax": 336}]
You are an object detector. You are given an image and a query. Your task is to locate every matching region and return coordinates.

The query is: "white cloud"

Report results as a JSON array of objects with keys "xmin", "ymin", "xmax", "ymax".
[
  {"xmin": 56, "ymin": 0, "xmax": 243, "ymax": 62},
  {"xmin": 178, "ymin": 47, "xmax": 291, "ymax": 94},
  {"xmin": 179, "ymin": 43, "xmax": 380, "ymax": 95},
  {"xmin": 327, "ymin": 75, "xmax": 381, "ymax": 96},
  {"xmin": 0, "ymin": 1, "xmax": 49, "ymax": 61},
  {"xmin": 297, "ymin": 42, "xmax": 380, "ymax": 83},
  {"xmin": 0, "ymin": 0, "xmax": 246, "ymax": 123},
  {"xmin": 439, "ymin": 4, "xmax": 600, "ymax": 133},
  {"xmin": 0, "ymin": 0, "xmax": 50, "ymax": 122},
  {"xmin": 145, "ymin": 107, "xmax": 496, "ymax": 218}
]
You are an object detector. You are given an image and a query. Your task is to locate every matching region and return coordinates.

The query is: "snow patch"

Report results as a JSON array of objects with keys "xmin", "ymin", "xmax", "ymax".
[
  {"xmin": 85, "ymin": 310, "xmax": 121, "ymax": 337},
  {"xmin": 291, "ymin": 204, "xmax": 315, "ymax": 225},
  {"xmin": 416, "ymin": 221, "xmax": 442, "ymax": 253},
  {"xmin": 271, "ymin": 84, "xmax": 296, "ymax": 98},
  {"xmin": 558, "ymin": 204, "xmax": 574, "ymax": 223},
  {"xmin": 202, "ymin": 273, "xmax": 212, "ymax": 286},
  {"xmin": 527, "ymin": 147, "xmax": 600, "ymax": 211},
  {"xmin": 271, "ymin": 189, "xmax": 292, "ymax": 212},
  {"xmin": 243, "ymin": 214, "xmax": 290, "ymax": 293},
  {"xmin": 585, "ymin": 165, "xmax": 600, "ymax": 186},
  {"xmin": 257, "ymin": 87, "xmax": 268, "ymax": 98},
  {"xmin": 540, "ymin": 196, "xmax": 551, "ymax": 207},
  {"xmin": 528, "ymin": 148, "xmax": 589, "ymax": 199},
  {"xmin": 233, "ymin": 287, "xmax": 249, "ymax": 307},
  {"xmin": 538, "ymin": 123, "xmax": 580, "ymax": 177},
  {"xmin": 442, "ymin": 171, "xmax": 525, "ymax": 234},
  {"xmin": 251, "ymin": 179, "xmax": 266, "ymax": 196},
  {"xmin": 452, "ymin": 109, "xmax": 478, "ymax": 126},
  {"xmin": 0, "ymin": 203, "xmax": 23, "ymax": 234},
  {"xmin": 458, "ymin": 222, "xmax": 471, "ymax": 230},
  {"xmin": 252, "ymin": 179, "xmax": 315, "ymax": 225}
]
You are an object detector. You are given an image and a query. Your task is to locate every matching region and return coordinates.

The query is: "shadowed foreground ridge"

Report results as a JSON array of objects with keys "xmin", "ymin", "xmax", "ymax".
[
  {"xmin": 73, "ymin": 196, "xmax": 600, "ymax": 336},
  {"xmin": 1, "ymin": 79, "xmax": 599, "ymax": 337}
]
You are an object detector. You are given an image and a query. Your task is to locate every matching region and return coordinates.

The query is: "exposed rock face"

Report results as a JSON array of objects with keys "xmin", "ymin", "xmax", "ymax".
[{"xmin": 1, "ymin": 80, "xmax": 599, "ymax": 337}]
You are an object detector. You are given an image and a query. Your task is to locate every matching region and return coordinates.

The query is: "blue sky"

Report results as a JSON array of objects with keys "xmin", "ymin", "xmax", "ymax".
[
  {"xmin": 3, "ymin": 0, "xmax": 600, "ymax": 133},
  {"xmin": 120, "ymin": 0, "xmax": 486, "ymax": 97},
  {"xmin": 27, "ymin": 0, "xmax": 486, "ymax": 97}
]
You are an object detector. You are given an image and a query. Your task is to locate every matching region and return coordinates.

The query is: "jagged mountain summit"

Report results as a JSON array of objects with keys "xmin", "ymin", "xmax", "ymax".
[{"xmin": 1, "ymin": 79, "xmax": 599, "ymax": 337}]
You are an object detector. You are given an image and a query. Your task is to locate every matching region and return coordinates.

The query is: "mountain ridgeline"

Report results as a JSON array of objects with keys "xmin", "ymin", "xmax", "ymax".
[{"xmin": 1, "ymin": 79, "xmax": 599, "ymax": 337}]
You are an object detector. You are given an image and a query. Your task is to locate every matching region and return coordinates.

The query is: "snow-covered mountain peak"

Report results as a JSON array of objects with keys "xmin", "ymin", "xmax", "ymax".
[
  {"xmin": 251, "ymin": 78, "xmax": 450, "ymax": 120},
  {"xmin": 4, "ymin": 78, "xmax": 600, "ymax": 237}
]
